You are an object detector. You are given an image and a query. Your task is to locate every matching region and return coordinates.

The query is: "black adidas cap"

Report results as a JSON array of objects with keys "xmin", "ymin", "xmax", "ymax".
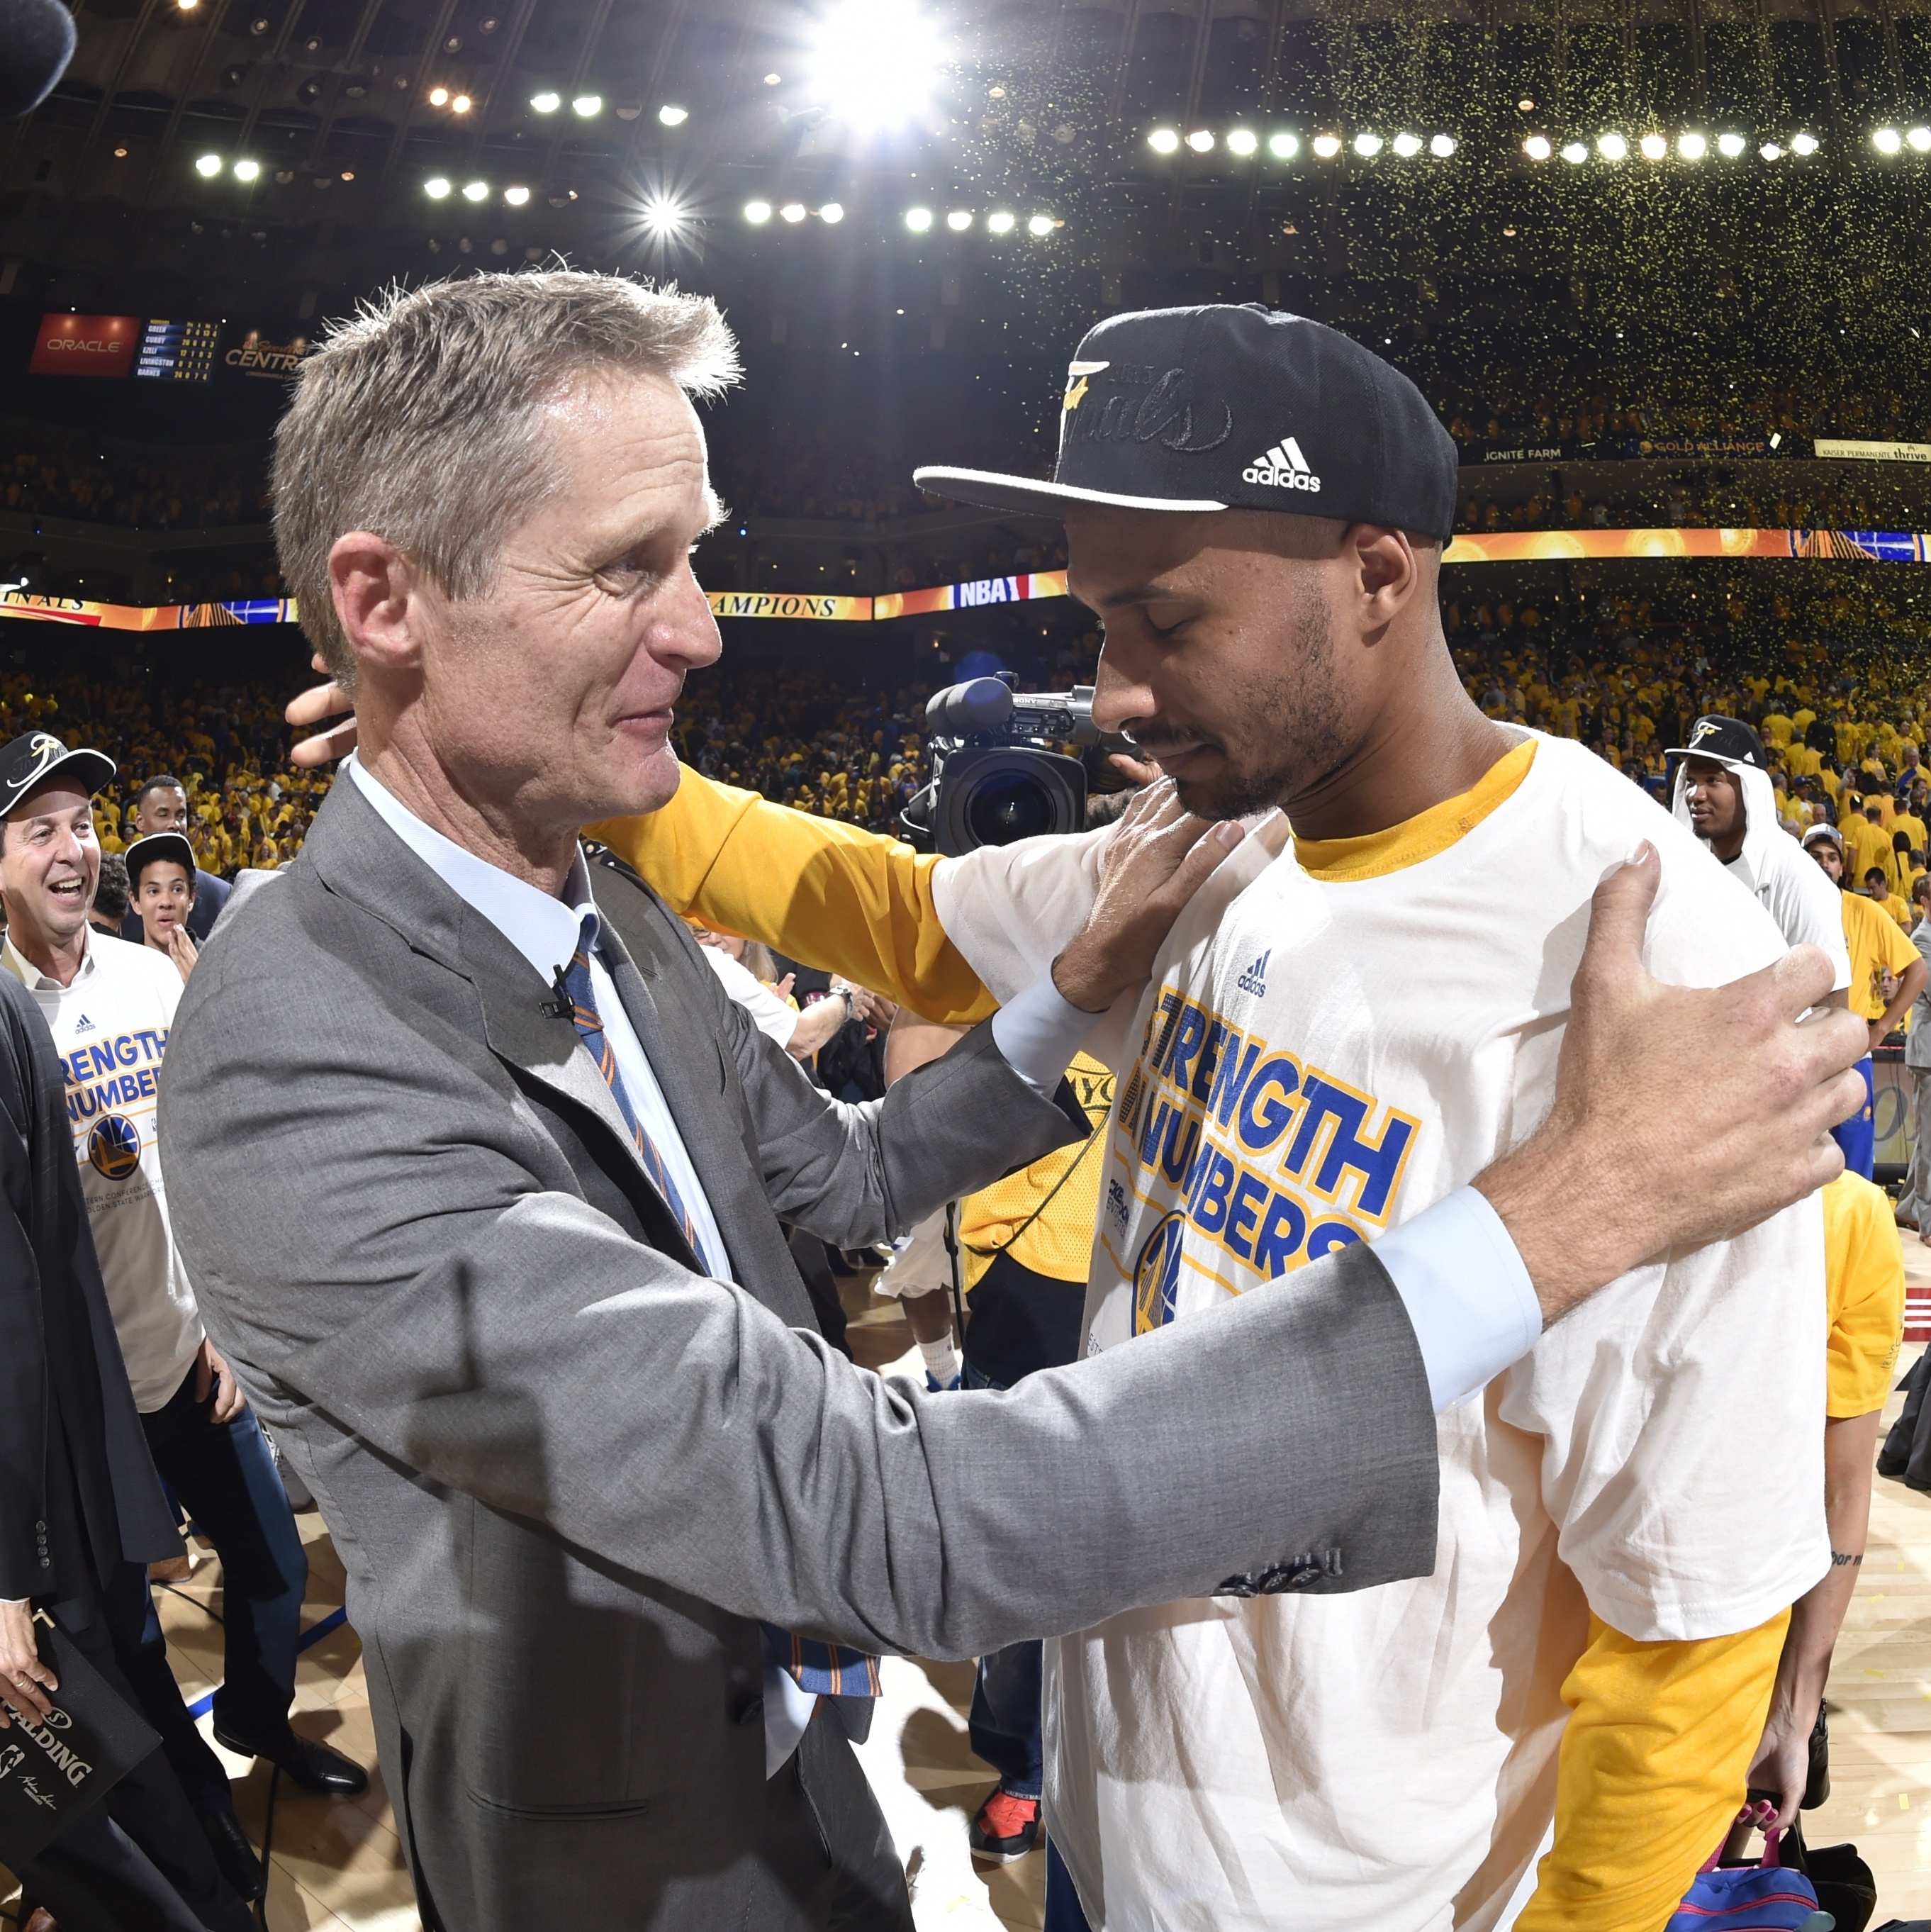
[
  {"xmin": 1667, "ymin": 715, "xmax": 1768, "ymax": 771},
  {"xmin": 914, "ymin": 304, "xmax": 1460, "ymax": 543},
  {"xmin": 0, "ymin": 731, "xmax": 116, "ymax": 820}
]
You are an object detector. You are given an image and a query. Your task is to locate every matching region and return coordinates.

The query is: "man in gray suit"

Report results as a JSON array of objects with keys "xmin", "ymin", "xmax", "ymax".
[{"xmin": 159, "ymin": 272, "xmax": 1864, "ymax": 1932}]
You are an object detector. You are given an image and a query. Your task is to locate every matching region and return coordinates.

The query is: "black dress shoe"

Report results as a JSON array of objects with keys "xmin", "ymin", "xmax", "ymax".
[
  {"xmin": 197, "ymin": 1804, "xmax": 268, "ymax": 1902},
  {"xmin": 213, "ymin": 1721, "xmax": 370, "ymax": 1796}
]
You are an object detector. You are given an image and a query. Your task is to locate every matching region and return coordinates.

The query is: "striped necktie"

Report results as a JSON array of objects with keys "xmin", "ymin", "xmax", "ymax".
[{"xmin": 559, "ymin": 913, "xmax": 878, "ymax": 1702}]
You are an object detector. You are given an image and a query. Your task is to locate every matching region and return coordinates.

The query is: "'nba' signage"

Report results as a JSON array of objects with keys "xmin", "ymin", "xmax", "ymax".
[{"xmin": 29, "ymin": 313, "xmax": 140, "ymax": 377}]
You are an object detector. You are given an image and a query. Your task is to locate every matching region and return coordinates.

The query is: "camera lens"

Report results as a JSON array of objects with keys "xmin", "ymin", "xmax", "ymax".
[{"xmin": 965, "ymin": 774, "xmax": 1057, "ymax": 847}]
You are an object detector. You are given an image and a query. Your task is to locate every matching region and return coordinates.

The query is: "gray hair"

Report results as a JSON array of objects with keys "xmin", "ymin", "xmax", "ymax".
[{"xmin": 272, "ymin": 269, "xmax": 740, "ymax": 688}]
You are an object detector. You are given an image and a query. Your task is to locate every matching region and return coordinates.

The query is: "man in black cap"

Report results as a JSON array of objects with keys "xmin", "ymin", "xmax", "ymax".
[
  {"xmin": 909, "ymin": 304, "xmax": 1842, "ymax": 1932},
  {"xmin": 116, "ymin": 779, "xmax": 228, "ymax": 948}
]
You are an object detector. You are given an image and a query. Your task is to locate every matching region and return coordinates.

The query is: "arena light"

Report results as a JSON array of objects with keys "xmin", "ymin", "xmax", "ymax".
[
  {"xmin": 1429, "ymin": 133, "xmax": 1457, "ymax": 157},
  {"xmin": 461, "ymin": 179, "xmax": 489, "ymax": 201},
  {"xmin": 572, "ymin": 94, "xmax": 602, "ymax": 116},
  {"xmin": 1523, "ymin": 134, "xmax": 1552, "ymax": 161},
  {"xmin": 987, "ymin": 209, "xmax": 1015, "ymax": 233},
  {"xmin": 641, "ymin": 195, "xmax": 687, "ymax": 238},
  {"xmin": 1311, "ymin": 133, "xmax": 1340, "ymax": 158},
  {"xmin": 905, "ymin": 206, "xmax": 932, "ymax": 230},
  {"xmin": 1353, "ymin": 131, "xmax": 1382, "ymax": 156},
  {"xmin": 1791, "ymin": 131, "xmax": 1818, "ymax": 155},
  {"xmin": 429, "ymin": 86, "xmax": 449, "ymax": 106},
  {"xmin": 1874, "ymin": 126, "xmax": 1903, "ymax": 154},
  {"xmin": 233, "ymin": 158, "xmax": 259, "ymax": 181},
  {"xmin": 1267, "ymin": 131, "xmax": 1299, "ymax": 159},
  {"xmin": 1148, "ymin": 126, "xmax": 1180, "ymax": 155},
  {"xmin": 503, "ymin": 184, "xmax": 529, "ymax": 205},
  {"xmin": 659, "ymin": 104, "xmax": 688, "ymax": 125},
  {"xmin": 780, "ymin": 201, "xmax": 807, "ymax": 221},
  {"xmin": 946, "ymin": 208, "xmax": 971, "ymax": 230},
  {"xmin": 1226, "ymin": 128, "xmax": 1258, "ymax": 157},
  {"xmin": 1560, "ymin": 140, "xmax": 1587, "ymax": 164},
  {"xmin": 819, "ymin": 201, "xmax": 844, "ymax": 222},
  {"xmin": 1639, "ymin": 132, "xmax": 1667, "ymax": 160},
  {"xmin": 809, "ymin": 0, "xmax": 945, "ymax": 135},
  {"xmin": 1185, "ymin": 129, "xmax": 1214, "ymax": 152},
  {"xmin": 1596, "ymin": 131, "xmax": 1628, "ymax": 161},
  {"xmin": 425, "ymin": 175, "xmax": 452, "ymax": 197},
  {"xmin": 1026, "ymin": 212, "xmax": 1053, "ymax": 235},
  {"xmin": 744, "ymin": 199, "xmax": 773, "ymax": 223},
  {"xmin": 1392, "ymin": 132, "xmax": 1421, "ymax": 157},
  {"xmin": 530, "ymin": 90, "xmax": 560, "ymax": 112},
  {"xmin": 195, "ymin": 153, "xmax": 223, "ymax": 177},
  {"xmin": 1760, "ymin": 142, "xmax": 1784, "ymax": 160},
  {"xmin": 1717, "ymin": 131, "xmax": 1746, "ymax": 157},
  {"xmin": 1677, "ymin": 131, "xmax": 1707, "ymax": 160},
  {"xmin": 1910, "ymin": 126, "xmax": 1931, "ymax": 152},
  {"xmin": 450, "ymin": 94, "xmax": 471, "ymax": 113}
]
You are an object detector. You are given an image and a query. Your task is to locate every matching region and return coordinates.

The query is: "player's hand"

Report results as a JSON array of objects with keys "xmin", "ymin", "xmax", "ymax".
[
  {"xmin": 193, "ymin": 1337, "xmax": 250, "ymax": 1425},
  {"xmin": 1474, "ymin": 842, "xmax": 1868, "ymax": 1324},
  {"xmin": 286, "ymin": 656, "xmax": 356, "ymax": 767},
  {"xmin": 0, "ymin": 1597, "xmax": 55, "ymax": 1730},
  {"xmin": 1051, "ymin": 779, "xmax": 1243, "ymax": 1014},
  {"xmin": 1745, "ymin": 1697, "xmax": 1813, "ymax": 1832}
]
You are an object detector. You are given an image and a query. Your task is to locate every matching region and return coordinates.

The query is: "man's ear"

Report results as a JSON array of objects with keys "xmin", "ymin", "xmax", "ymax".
[
  {"xmin": 1350, "ymin": 524, "xmax": 1422, "ymax": 636},
  {"xmin": 328, "ymin": 532, "xmax": 425, "ymax": 677}
]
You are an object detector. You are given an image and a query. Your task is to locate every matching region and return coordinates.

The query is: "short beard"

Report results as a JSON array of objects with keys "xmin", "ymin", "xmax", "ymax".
[{"xmin": 1177, "ymin": 584, "xmax": 1350, "ymax": 820}]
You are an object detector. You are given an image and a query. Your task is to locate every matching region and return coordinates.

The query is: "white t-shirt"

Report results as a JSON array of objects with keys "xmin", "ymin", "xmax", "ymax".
[
  {"xmin": 936, "ymin": 733, "xmax": 1828, "ymax": 1932},
  {"xmin": 1, "ymin": 930, "xmax": 202, "ymax": 1411},
  {"xmin": 697, "ymin": 944, "xmax": 799, "ymax": 1049}
]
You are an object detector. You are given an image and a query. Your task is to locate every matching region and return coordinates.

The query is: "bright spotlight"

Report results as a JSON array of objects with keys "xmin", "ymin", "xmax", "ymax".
[
  {"xmin": 1910, "ymin": 126, "xmax": 1931, "ymax": 152},
  {"xmin": 946, "ymin": 208, "xmax": 972, "ymax": 230},
  {"xmin": 1353, "ymin": 131, "xmax": 1382, "ymax": 156},
  {"xmin": 504, "ymin": 184, "xmax": 530, "ymax": 205},
  {"xmin": 1148, "ymin": 127, "xmax": 1180, "ymax": 155},
  {"xmin": 987, "ymin": 209, "xmax": 1015, "ymax": 233},
  {"xmin": 1639, "ymin": 132, "xmax": 1667, "ymax": 160},
  {"xmin": 425, "ymin": 175, "xmax": 451, "ymax": 197},
  {"xmin": 461, "ymin": 179, "xmax": 489, "ymax": 201},
  {"xmin": 1760, "ymin": 143, "xmax": 1783, "ymax": 160},
  {"xmin": 905, "ymin": 206, "xmax": 933, "ymax": 230},
  {"xmin": 1677, "ymin": 131, "xmax": 1707, "ymax": 160},
  {"xmin": 1560, "ymin": 140, "xmax": 1587, "ymax": 164},
  {"xmin": 1429, "ymin": 133, "xmax": 1456, "ymax": 157},
  {"xmin": 1311, "ymin": 133, "xmax": 1340, "ymax": 158},
  {"xmin": 1717, "ymin": 131, "xmax": 1745, "ymax": 157},
  {"xmin": 1392, "ymin": 132, "xmax": 1421, "ymax": 157},
  {"xmin": 195, "ymin": 153, "xmax": 223, "ymax": 177},
  {"xmin": 1523, "ymin": 134, "xmax": 1552, "ymax": 161},
  {"xmin": 233, "ymin": 157, "xmax": 259, "ymax": 181},
  {"xmin": 780, "ymin": 201, "xmax": 807, "ymax": 221},
  {"xmin": 1875, "ymin": 126, "xmax": 1903, "ymax": 154},
  {"xmin": 1185, "ymin": 129, "xmax": 1214, "ymax": 152},
  {"xmin": 1026, "ymin": 213, "xmax": 1053, "ymax": 235},
  {"xmin": 572, "ymin": 94, "xmax": 602, "ymax": 116},
  {"xmin": 642, "ymin": 196, "xmax": 686, "ymax": 236},
  {"xmin": 744, "ymin": 199, "xmax": 773, "ymax": 223},
  {"xmin": 1596, "ymin": 131, "xmax": 1627, "ymax": 160},
  {"xmin": 1791, "ymin": 131, "xmax": 1818, "ymax": 155},
  {"xmin": 428, "ymin": 86, "xmax": 449, "ymax": 106},
  {"xmin": 659, "ymin": 104, "xmax": 688, "ymax": 125},
  {"xmin": 1226, "ymin": 128, "xmax": 1258, "ymax": 157},
  {"xmin": 530, "ymin": 91, "xmax": 560, "ymax": 112},
  {"xmin": 1267, "ymin": 131, "xmax": 1299, "ymax": 159},
  {"xmin": 451, "ymin": 94, "xmax": 471, "ymax": 113},
  {"xmin": 810, "ymin": 0, "xmax": 945, "ymax": 135},
  {"xmin": 819, "ymin": 201, "xmax": 844, "ymax": 223}
]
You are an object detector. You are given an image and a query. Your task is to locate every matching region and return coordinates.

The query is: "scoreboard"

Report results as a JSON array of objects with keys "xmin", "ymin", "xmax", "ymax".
[{"xmin": 133, "ymin": 318, "xmax": 221, "ymax": 383}]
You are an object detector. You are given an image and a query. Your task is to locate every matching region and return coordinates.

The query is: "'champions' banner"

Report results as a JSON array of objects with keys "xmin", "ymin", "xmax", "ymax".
[
  {"xmin": 0, "ymin": 593, "xmax": 300, "ymax": 630},
  {"xmin": 1441, "ymin": 527, "xmax": 1931, "ymax": 563}
]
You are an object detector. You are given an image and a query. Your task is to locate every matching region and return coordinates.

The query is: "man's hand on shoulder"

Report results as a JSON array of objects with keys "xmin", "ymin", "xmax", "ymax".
[
  {"xmin": 1051, "ymin": 781, "xmax": 1244, "ymax": 1014},
  {"xmin": 1475, "ymin": 842, "xmax": 1868, "ymax": 1324}
]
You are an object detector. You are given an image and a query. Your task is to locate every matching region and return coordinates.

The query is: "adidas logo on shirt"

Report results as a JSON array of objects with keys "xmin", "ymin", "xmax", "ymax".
[
  {"xmin": 1241, "ymin": 437, "xmax": 1321, "ymax": 493},
  {"xmin": 73, "ymin": 1014, "xmax": 95, "ymax": 1032},
  {"xmin": 1236, "ymin": 949, "xmax": 1272, "ymax": 996}
]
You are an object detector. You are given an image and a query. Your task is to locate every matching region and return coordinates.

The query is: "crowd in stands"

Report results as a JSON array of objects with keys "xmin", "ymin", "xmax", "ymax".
[{"xmin": 0, "ymin": 423, "xmax": 271, "ymax": 531}]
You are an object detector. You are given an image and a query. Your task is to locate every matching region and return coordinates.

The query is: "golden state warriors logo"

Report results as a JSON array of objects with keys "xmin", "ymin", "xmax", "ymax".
[
  {"xmin": 1134, "ymin": 1211, "xmax": 1186, "ymax": 1334},
  {"xmin": 88, "ymin": 1115, "xmax": 141, "ymax": 1180}
]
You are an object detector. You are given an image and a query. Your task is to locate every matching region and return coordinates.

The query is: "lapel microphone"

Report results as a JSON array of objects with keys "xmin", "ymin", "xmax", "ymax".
[{"xmin": 540, "ymin": 967, "xmax": 571, "ymax": 1020}]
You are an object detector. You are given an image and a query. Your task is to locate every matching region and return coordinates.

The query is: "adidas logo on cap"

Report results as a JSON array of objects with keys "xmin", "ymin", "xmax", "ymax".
[{"xmin": 1242, "ymin": 437, "xmax": 1321, "ymax": 493}]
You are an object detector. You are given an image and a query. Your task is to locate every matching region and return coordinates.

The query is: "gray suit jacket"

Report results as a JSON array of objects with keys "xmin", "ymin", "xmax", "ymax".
[{"xmin": 159, "ymin": 777, "xmax": 1440, "ymax": 1931}]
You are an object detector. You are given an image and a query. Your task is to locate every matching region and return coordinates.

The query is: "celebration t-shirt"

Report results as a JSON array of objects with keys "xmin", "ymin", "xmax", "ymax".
[{"xmin": 936, "ymin": 730, "xmax": 1828, "ymax": 1932}]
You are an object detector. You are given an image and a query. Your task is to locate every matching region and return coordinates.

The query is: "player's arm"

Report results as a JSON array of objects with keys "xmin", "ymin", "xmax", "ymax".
[
  {"xmin": 588, "ymin": 770, "xmax": 997, "ymax": 1027},
  {"xmin": 1872, "ymin": 914, "xmax": 1927, "ymax": 1049},
  {"xmin": 1513, "ymin": 1612, "xmax": 1789, "ymax": 1932}
]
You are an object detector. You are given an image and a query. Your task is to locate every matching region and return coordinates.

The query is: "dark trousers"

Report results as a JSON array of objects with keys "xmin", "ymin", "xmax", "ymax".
[
  {"xmin": 128, "ymin": 1365, "xmax": 308, "ymax": 1811},
  {"xmin": 19, "ymin": 1564, "xmax": 254, "ymax": 1932},
  {"xmin": 1043, "ymin": 1839, "xmax": 1095, "ymax": 1932},
  {"xmin": 797, "ymin": 1709, "xmax": 914, "ymax": 1931}
]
